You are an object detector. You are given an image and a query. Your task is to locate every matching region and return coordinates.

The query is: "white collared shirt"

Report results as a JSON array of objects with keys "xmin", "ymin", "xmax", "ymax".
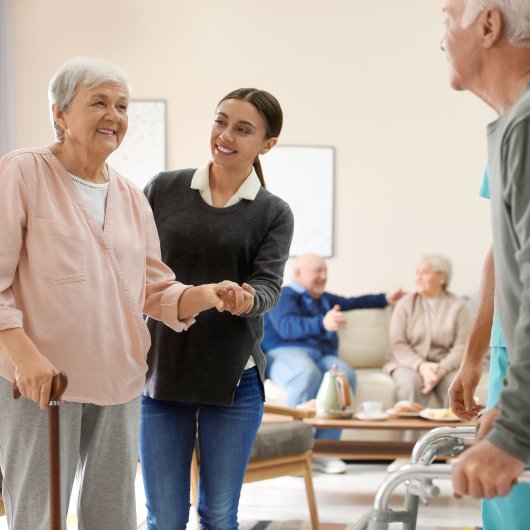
[
  {"xmin": 190, "ymin": 163, "xmax": 261, "ymax": 207},
  {"xmin": 190, "ymin": 162, "xmax": 261, "ymax": 369}
]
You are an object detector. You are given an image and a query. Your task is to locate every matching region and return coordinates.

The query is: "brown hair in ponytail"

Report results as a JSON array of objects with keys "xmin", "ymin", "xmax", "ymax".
[{"xmin": 217, "ymin": 88, "xmax": 283, "ymax": 188}]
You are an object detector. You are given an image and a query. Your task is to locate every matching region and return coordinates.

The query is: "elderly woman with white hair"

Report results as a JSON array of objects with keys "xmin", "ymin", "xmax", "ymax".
[
  {"xmin": 383, "ymin": 254, "xmax": 471, "ymax": 406},
  {"xmin": 0, "ymin": 57, "xmax": 249, "ymax": 530}
]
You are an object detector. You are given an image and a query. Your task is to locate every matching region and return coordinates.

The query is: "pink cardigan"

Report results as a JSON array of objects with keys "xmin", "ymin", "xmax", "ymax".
[{"xmin": 0, "ymin": 147, "xmax": 194, "ymax": 405}]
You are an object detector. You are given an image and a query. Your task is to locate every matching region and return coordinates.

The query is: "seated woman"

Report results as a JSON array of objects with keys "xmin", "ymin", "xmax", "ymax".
[{"xmin": 384, "ymin": 254, "xmax": 471, "ymax": 407}]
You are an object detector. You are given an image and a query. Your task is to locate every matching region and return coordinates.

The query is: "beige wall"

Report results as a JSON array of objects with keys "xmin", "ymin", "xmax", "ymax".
[{"xmin": 12, "ymin": 0, "xmax": 495, "ymax": 296}]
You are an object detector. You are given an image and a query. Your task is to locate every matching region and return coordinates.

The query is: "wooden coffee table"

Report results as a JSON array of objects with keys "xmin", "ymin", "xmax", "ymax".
[{"xmin": 304, "ymin": 415, "xmax": 477, "ymax": 460}]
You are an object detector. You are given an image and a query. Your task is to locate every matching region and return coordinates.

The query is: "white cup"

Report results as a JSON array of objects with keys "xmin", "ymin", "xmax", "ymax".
[{"xmin": 360, "ymin": 401, "xmax": 383, "ymax": 416}]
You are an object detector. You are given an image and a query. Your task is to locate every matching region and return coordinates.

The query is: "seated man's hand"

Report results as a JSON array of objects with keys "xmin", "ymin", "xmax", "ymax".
[
  {"xmin": 323, "ymin": 305, "xmax": 347, "ymax": 332},
  {"xmin": 386, "ymin": 288, "xmax": 406, "ymax": 305}
]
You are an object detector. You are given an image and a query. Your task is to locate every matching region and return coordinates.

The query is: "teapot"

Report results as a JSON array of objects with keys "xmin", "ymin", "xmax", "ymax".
[{"xmin": 315, "ymin": 364, "xmax": 355, "ymax": 419}]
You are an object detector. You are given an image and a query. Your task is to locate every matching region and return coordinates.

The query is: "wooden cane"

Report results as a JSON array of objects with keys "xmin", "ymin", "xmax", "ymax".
[{"xmin": 13, "ymin": 372, "xmax": 68, "ymax": 530}]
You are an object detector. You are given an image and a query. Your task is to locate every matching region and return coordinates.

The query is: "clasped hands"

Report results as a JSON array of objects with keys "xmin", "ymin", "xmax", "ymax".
[
  {"xmin": 214, "ymin": 280, "xmax": 255, "ymax": 315},
  {"xmin": 418, "ymin": 361, "xmax": 447, "ymax": 394}
]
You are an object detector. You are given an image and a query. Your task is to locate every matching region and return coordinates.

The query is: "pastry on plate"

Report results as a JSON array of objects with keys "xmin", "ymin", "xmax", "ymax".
[
  {"xmin": 425, "ymin": 408, "xmax": 459, "ymax": 420},
  {"xmin": 394, "ymin": 400, "xmax": 424, "ymax": 414}
]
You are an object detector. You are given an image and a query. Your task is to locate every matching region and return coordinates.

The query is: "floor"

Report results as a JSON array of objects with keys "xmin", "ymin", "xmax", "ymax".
[{"xmin": 0, "ymin": 461, "xmax": 482, "ymax": 529}]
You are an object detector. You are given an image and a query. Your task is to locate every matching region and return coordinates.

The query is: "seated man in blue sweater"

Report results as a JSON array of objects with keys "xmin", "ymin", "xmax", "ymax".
[{"xmin": 263, "ymin": 253, "xmax": 404, "ymax": 473}]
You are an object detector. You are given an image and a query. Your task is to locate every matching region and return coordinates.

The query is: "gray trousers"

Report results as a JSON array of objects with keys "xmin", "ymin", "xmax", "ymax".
[
  {"xmin": 391, "ymin": 366, "xmax": 457, "ymax": 407},
  {"xmin": 0, "ymin": 378, "xmax": 141, "ymax": 530}
]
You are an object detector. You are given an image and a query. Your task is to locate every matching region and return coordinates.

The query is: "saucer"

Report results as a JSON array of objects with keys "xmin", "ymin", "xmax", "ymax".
[{"xmin": 354, "ymin": 411, "xmax": 390, "ymax": 421}]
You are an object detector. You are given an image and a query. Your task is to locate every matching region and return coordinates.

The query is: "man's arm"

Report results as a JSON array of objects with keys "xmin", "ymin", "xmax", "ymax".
[
  {"xmin": 488, "ymin": 120, "xmax": 530, "ymax": 461},
  {"xmin": 266, "ymin": 290, "xmax": 327, "ymax": 340},
  {"xmin": 329, "ymin": 293, "xmax": 388, "ymax": 311},
  {"xmin": 453, "ymin": 119, "xmax": 530, "ymax": 499},
  {"xmin": 449, "ymin": 247, "xmax": 494, "ymax": 419}
]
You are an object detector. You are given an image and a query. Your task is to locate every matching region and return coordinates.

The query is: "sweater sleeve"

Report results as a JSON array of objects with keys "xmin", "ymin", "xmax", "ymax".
[
  {"xmin": 141, "ymin": 177, "xmax": 195, "ymax": 333},
  {"xmin": 0, "ymin": 154, "xmax": 26, "ymax": 331},
  {"xmin": 488, "ymin": 119, "xmax": 530, "ymax": 461},
  {"xmin": 328, "ymin": 293, "xmax": 388, "ymax": 311},
  {"xmin": 265, "ymin": 289, "xmax": 325, "ymax": 340},
  {"xmin": 242, "ymin": 201, "xmax": 294, "ymax": 318}
]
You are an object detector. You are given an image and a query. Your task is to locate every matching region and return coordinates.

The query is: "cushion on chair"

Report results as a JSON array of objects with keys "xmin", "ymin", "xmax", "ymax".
[{"xmin": 250, "ymin": 421, "xmax": 314, "ymax": 461}]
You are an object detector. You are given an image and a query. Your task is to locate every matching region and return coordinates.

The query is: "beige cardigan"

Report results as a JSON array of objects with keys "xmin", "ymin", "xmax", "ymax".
[{"xmin": 383, "ymin": 291, "xmax": 471, "ymax": 375}]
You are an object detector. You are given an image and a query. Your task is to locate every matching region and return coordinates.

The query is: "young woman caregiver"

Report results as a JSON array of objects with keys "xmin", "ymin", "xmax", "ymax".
[{"xmin": 140, "ymin": 88, "xmax": 294, "ymax": 530}]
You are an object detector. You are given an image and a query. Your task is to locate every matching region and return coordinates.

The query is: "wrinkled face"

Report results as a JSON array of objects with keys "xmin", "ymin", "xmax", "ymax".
[
  {"xmin": 210, "ymin": 98, "xmax": 275, "ymax": 174},
  {"xmin": 440, "ymin": 0, "xmax": 482, "ymax": 90},
  {"xmin": 416, "ymin": 260, "xmax": 447, "ymax": 297},
  {"xmin": 295, "ymin": 257, "xmax": 328, "ymax": 298},
  {"xmin": 54, "ymin": 82, "xmax": 128, "ymax": 157}
]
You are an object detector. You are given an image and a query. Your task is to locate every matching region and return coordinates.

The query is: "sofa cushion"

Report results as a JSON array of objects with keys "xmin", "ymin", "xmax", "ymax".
[
  {"xmin": 353, "ymin": 368, "xmax": 396, "ymax": 408},
  {"xmin": 250, "ymin": 421, "xmax": 314, "ymax": 461},
  {"xmin": 338, "ymin": 307, "xmax": 392, "ymax": 369}
]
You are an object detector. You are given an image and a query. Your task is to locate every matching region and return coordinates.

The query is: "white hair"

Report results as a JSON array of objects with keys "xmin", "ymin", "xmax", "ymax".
[
  {"xmin": 462, "ymin": 0, "xmax": 530, "ymax": 47},
  {"xmin": 420, "ymin": 254, "xmax": 453, "ymax": 289},
  {"xmin": 48, "ymin": 57, "xmax": 131, "ymax": 142}
]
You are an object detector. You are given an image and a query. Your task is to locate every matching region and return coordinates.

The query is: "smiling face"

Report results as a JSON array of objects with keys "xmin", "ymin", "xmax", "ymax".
[
  {"xmin": 210, "ymin": 98, "xmax": 277, "ymax": 175},
  {"xmin": 294, "ymin": 254, "xmax": 328, "ymax": 298},
  {"xmin": 416, "ymin": 260, "xmax": 447, "ymax": 298},
  {"xmin": 53, "ymin": 82, "xmax": 128, "ymax": 158},
  {"xmin": 440, "ymin": 0, "xmax": 484, "ymax": 91}
]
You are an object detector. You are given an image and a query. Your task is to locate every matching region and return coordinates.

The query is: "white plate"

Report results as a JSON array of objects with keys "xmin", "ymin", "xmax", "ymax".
[
  {"xmin": 354, "ymin": 411, "xmax": 390, "ymax": 421},
  {"xmin": 386, "ymin": 408, "xmax": 421, "ymax": 418},
  {"xmin": 418, "ymin": 408, "xmax": 461, "ymax": 422}
]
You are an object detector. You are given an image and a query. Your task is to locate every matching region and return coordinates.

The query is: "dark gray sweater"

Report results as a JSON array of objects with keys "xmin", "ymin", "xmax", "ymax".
[{"xmin": 143, "ymin": 169, "xmax": 294, "ymax": 405}]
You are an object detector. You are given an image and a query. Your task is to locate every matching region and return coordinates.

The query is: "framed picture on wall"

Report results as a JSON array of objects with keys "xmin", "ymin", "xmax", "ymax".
[
  {"xmin": 260, "ymin": 145, "xmax": 334, "ymax": 257},
  {"xmin": 107, "ymin": 100, "xmax": 166, "ymax": 189}
]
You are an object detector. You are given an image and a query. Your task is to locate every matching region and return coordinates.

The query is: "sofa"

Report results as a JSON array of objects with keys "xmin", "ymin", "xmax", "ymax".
[
  {"xmin": 265, "ymin": 305, "xmax": 489, "ymax": 441},
  {"xmin": 337, "ymin": 306, "xmax": 489, "ymax": 409}
]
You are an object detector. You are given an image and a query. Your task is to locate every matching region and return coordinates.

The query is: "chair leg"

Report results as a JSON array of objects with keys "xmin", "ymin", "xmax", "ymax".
[
  {"xmin": 302, "ymin": 456, "xmax": 320, "ymax": 529},
  {"xmin": 190, "ymin": 447, "xmax": 200, "ymax": 528}
]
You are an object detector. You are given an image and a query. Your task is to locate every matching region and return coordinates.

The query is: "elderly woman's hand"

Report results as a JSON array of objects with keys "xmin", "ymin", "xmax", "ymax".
[
  {"xmin": 216, "ymin": 281, "xmax": 255, "ymax": 315},
  {"xmin": 15, "ymin": 354, "xmax": 58, "ymax": 409},
  {"xmin": 419, "ymin": 361, "xmax": 447, "ymax": 394}
]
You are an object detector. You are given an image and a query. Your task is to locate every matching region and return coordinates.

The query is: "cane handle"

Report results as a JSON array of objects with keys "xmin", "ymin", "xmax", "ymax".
[{"xmin": 13, "ymin": 371, "xmax": 68, "ymax": 402}]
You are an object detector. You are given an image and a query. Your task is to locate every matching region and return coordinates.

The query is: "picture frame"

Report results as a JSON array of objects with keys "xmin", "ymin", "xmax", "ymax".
[
  {"xmin": 260, "ymin": 145, "xmax": 335, "ymax": 257},
  {"xmin": 107, "ymin": 99, "xmax": 167, "ymax": 189}
]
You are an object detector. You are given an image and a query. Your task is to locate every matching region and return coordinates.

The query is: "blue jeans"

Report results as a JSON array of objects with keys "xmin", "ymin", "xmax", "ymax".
[
  {"xmin": 265, "ymin": 346, "xmax": 356, "ymax": 440},
  {"xmin": 139, "ymin": 367, "xmax": 263, "ymax": 530}
]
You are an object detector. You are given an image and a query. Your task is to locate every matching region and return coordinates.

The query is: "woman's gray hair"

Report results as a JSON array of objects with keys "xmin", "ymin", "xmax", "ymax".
[
  {"xmin": 462, "ymin": 0, "xmax": 530, "ymax": 47},
  {"xmin": 48, "ymin": 57, "xmax": 131, "ymax": 143},
  {"xmin": 420, "ymin": 254, "xmax": 453, "ymax": 289}
]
